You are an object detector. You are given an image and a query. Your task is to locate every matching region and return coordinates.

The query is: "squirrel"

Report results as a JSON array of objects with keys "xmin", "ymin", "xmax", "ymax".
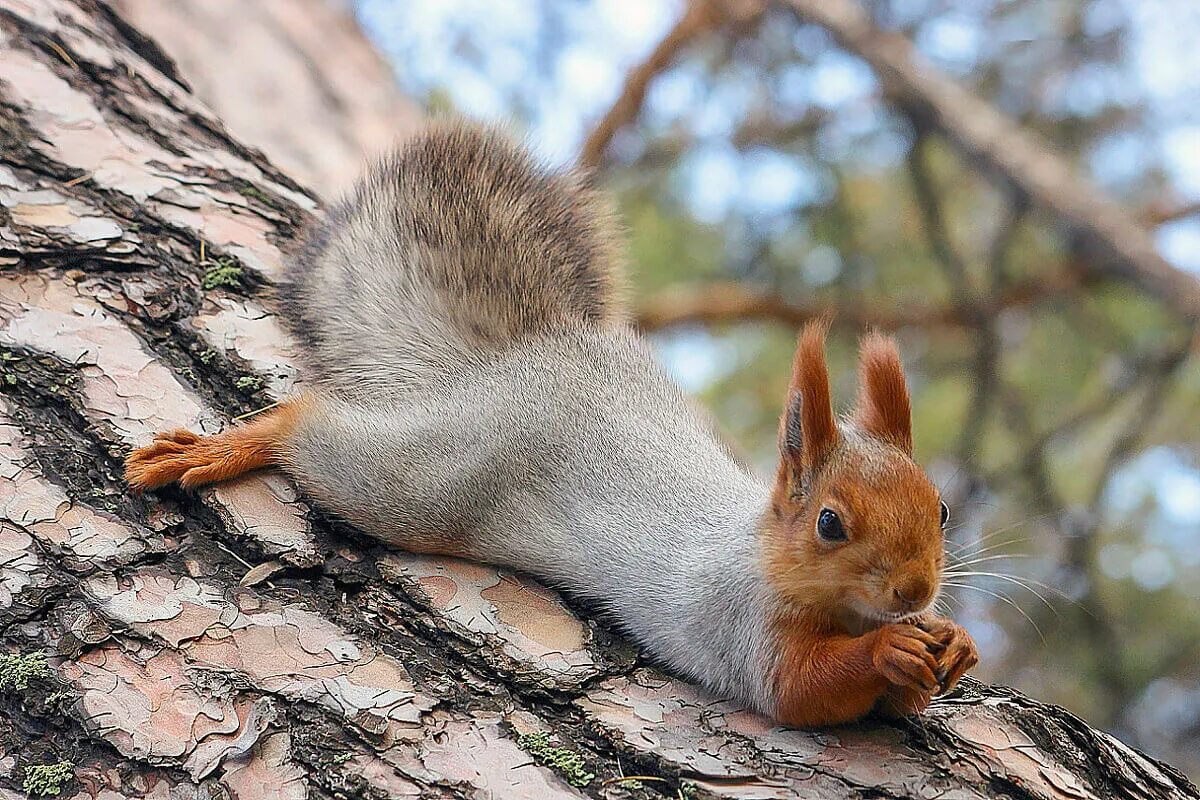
[{"xmin": 125, "ymin": 120, "xmax": 978, "ymax": 727}]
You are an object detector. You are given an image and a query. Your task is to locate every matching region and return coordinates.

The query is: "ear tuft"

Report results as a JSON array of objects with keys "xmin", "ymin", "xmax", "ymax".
[
  {"xmin": 775, "ymin": 318, "xmax": 840, "ymax": 500},
  {"xmin": 854, "ymin": 332, "xmax": 912, "ymax": 454}
]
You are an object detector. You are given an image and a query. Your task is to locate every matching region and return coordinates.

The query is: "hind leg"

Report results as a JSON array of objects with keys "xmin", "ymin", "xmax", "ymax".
[{"xmin": 125, "ymin": 399, "xmax": 306, "ymax": 491}]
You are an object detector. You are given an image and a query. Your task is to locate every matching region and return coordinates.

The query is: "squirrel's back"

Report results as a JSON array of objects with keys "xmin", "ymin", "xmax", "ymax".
[{"xmin": 281, "ymin": 121, "xmax": 626, "ymax": 396}]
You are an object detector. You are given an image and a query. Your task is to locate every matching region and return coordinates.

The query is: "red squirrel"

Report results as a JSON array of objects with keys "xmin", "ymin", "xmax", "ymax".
[{"xmin": 126, "ymin": 121, "xmax": 977, "ymax": 726}]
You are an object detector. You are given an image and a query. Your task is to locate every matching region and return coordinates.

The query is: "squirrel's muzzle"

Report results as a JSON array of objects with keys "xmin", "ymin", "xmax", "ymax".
[{"xmin": 887, "ymin": 571, "xmax": 934, "ymax": 613}]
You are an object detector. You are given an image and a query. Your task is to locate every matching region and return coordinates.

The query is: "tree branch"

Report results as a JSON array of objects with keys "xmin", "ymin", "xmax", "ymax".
[
  {"xmin": 578, "ymin": 0, "xmax": 757, "ymax": 171},
  {"xmin": 781, "ymin": 0, "xmax": 1200, "ymax": 321},
  {"xmin": 906, "ymin": 129, "xmax": 974, "ymax": 301},
  {"xmin": 1146, "ymin": 200, "xmax": 1200, "ymax": 226},
  {"xmin": 636, "ymin": 269, "xmax": 1091, "ymax": 333}
]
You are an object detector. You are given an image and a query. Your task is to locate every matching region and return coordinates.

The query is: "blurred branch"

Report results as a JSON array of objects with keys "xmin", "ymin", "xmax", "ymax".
[
  {"xmin": 956, "ymin": 197, "xmax": 1028, "ymax": 476},
  {"xmin": 781, "ymin": 0, "xmax": 1200, "ymax": 321},
  {"xmin": 906, "ymin": 130, "xmax": 974, "ymax": 303},
  {"xmin": 1026, "ymin": 337, "xmax": 1197, "ymax": 456},
  {"xmin": 618, "ymin": 106, "xmax": 828, "ymax": 178},
  {"xmin": 1145, "ymin": 200, "xmax": 1200, "ymax": 226},
  {"xmin": 1083, "ymin": 335, "xmax": 1197, "ymax": 509},
  {"xmin": 984, "ymin": 332, "xmax": 1196, "ymax": 712},
  {"xmin": 1073, "ymin": 338, "xmax": 1193, "ymax": 709},
  {"xmin": 987, "ymin": 333, "xmax": 1196, "ymax": 508},
  {"xmin": 578, "ymin": 1, "xmax": 719, "ymax": 170},
  {"xmin": 730, "ymin": 107, "xmax": 828, "ymax": 149},
  {"xmin": 579, "ymin": 0, "xmax": 763, "ymax": 171},
  {"xmin": 906, "ymin": 135, "xmax": 1028, "ymax": 488},
  {"xmin": 635, "ymin": 269, "xmax": 1089, "ymax": 332}
]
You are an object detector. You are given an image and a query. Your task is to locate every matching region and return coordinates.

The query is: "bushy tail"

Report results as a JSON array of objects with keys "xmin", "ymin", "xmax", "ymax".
[{"xmin": 280, "ymin": 120, "xmax": 626, "ymax": 396}]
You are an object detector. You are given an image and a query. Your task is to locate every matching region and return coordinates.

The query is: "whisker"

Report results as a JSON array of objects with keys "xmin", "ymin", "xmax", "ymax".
[
  {"xmin": 948, "ymin": 529, "xmax": 1020, "ymax": 554},
  {"xmin": 942, "ymin": 569, "xmax": 1094, "ymax": 617},
  {"xmin": 952, "ymin": 500, "xmax": 1001, "ymax": 509},
  {"xmin": 941, "ymin": 570, "xmax": 1058, "ymax": 614},
  {"xmin": 943, "ymin": 569, "xmax": 1076, "ymax": 600},
  {"xmin": 947, "ymin": 553, "xmax": 1033, "ymax": 568},
  {"xmin": 949, "ymin": 536, "xmax": 1035, "ymax": 561},
  {"xmin": 950, "ymin": 512, "xmax": 1058, "ymax": 550},
  {"xmin": 935, "ymin": 592, "xmax": 961, "ymax": 612},
  {"xmin": 936, "ymin": 464, "xmax": 965, "ymax": 496},
  {"xmin": 943, "ymin": 581, "xmax": 1045, "ymax": 643},
  {"xmin": 949, "ymin": 514, "xmax": 1056, "ymax": 548}
]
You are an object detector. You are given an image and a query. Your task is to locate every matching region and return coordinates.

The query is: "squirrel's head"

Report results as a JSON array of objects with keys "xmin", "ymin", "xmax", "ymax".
[{"xmin": 761, "ymin": 320, "xmax": 946, "ymax": 628}]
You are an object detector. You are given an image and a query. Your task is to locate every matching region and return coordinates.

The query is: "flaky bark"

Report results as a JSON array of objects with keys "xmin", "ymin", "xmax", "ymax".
[
  {"xmin": 0, "ymin": 2, "xmax": 1195, "ymax": 799},
  {"xmin": 111, "ymin": 0, "xmax": 422, "ymax": 196},
  {"xmin": 111, "ymin": 0, "xmax": 420, "ymax": 197}
]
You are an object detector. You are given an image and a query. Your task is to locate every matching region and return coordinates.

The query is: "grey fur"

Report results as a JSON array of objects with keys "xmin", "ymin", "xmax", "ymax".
[
  {"xmin": 278, "ymin": 122, "xmax": 782, "ymax": 714},
  {"xmin": 281, "ymin": 120, "xmax": 626, "ymax": 398}
]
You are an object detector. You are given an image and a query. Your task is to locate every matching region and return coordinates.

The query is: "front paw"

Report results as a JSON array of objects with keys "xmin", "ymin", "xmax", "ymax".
[
  {"xmin": 871, "ymin": 623, "xmax": 940, "ymax": 694},
  {"xmin": 917, "ymin": 616, "xmax": 979, "ymax": 694}
]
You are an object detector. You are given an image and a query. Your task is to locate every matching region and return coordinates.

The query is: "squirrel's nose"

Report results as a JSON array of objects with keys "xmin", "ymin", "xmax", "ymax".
[{"xmin": 891, "ymin": 575, "xmax": 932, "ymax": 610}]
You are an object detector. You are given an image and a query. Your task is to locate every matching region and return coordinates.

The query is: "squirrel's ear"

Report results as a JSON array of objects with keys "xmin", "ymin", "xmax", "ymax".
[
  {"xmin": 774, "ymin": 319, "xmax": 840, "ymax": 502},
  {"xmin": 853, "ymin": 332, "xmax": 912, "ymax": 454}
]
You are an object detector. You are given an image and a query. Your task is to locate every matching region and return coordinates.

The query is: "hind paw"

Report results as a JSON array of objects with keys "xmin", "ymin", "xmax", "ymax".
[
  {"xmin": 125, "ymin": 430, "xmax": 205, "ymax": 491},
  {"xmin": 125, "ymin": 404, "xmax": 297, "ymax": 493}
]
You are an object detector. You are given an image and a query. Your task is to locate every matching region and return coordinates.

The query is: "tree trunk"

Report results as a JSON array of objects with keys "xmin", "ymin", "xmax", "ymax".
[
  {"xmin": 110, "ymin": 0, "xmax": 420, "ymax": 196},
  {"xmin": 0, "ymin": 2, "xmax": 1195, "ymax": 800}
]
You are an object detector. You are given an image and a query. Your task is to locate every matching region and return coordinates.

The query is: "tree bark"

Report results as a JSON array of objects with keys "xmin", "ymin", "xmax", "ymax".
[
  {"xmin": 0, "ymin": 2, "xmax": 1196, "ymax": 800},
  {"xmin": 110, "ymin": 0, "xmax": 420, "ymax": 197}
]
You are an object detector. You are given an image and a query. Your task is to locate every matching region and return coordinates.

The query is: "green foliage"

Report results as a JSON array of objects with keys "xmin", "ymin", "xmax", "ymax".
[
  {"xmin": 517, "ymin": 732, "xmax": 594, "ymax": 788},
  {"xmin": 0, "ymin": 652, "xmax": 49, "ymax": 692},
  {"xmin": 22, "ymin": 761, "xmax": 73, "ymax": 797},
  {"xmin": 202, "ymin": 258, "xmax": 242, "ymax": 290},
  {"xmin": 623, "ymin": 195, "xmax": 725, "ymax": 294}
]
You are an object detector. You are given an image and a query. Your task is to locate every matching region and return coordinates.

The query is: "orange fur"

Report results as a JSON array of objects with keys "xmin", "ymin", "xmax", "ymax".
[
  {"xmin": 771, "ymin": 615, "xmax": 889, "ymax": 726},
  {"xmin": 774, "ymin": 319, "xmax": 839, "ymax": 508},
  {"xmin": 771, "ymin": 612, "xmax": 942, "ymax": 726},
  {"xmin": 125, "ymin": 399, "xmax": 307, "ymax": 491},
  {"xmin": 853, "ymin": 332, "xmax": 912, "ymax": 454},
  {"xmin": 762, "ymin": 324, "xmax": 976, "ymax": 725}
]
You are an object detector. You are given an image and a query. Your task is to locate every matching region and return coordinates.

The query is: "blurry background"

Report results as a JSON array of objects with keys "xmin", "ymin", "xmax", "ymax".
[{"xmin": 122, "ymin": 0, "xmax": 1200, "ymax": 778}]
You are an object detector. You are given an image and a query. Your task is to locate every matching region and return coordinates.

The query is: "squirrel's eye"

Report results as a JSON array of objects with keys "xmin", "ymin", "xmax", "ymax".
[
  {"xmin": 939, "ymin": 501, "xmax": 950, "ymax": 529},
  {"xmin": 816, "ymin": 508, "xmax": 847, "ymax": 543}
]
